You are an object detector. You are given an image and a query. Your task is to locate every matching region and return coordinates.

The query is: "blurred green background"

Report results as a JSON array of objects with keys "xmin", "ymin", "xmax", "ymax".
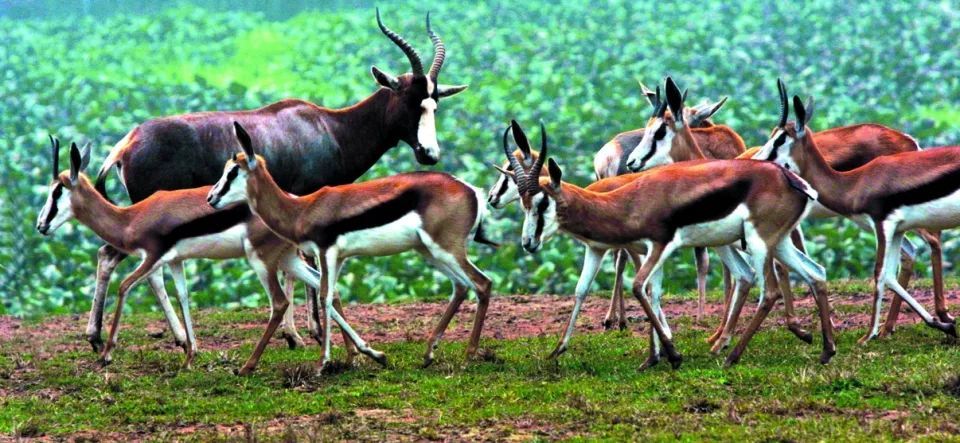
[{"xmin": 2, "ymin": 0, "xmax": 959, "ymax": 317}]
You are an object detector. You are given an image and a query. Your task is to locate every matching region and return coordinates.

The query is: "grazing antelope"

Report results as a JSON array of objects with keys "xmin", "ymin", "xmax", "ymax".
[
  {"xmin": 751, "ymin": 80, "xmax": 958, "ymax": 344},
  {"xmin": 502, "ymin": 115, "xmax": 834, "ymax": 369},
  {"xmin": 83, "ymin": 9, "xmax": 467, "ymax": 352},
  {"xmin": 207, "ymin": 122, "xmax": 496, "ymax": 370},
  {"xmin": 487, "ymin": 84, "xmax": 733, "ymax": 329},
  {"xmin": 35, "ymin": 138, "xmax": 359, "ymax": 373}
]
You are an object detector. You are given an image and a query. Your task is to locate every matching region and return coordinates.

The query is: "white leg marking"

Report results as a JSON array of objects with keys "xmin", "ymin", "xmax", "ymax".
[
  {"xmin": 168, "ymin": 262, "xmax": 196, "ymax": 354},
  {"xmin": 557, "ymin": 247, "xmax": 606, "ymax": 353},
  {"xmin": 146, "ymin": 270, "xmax": 188, "ymax": 345}
]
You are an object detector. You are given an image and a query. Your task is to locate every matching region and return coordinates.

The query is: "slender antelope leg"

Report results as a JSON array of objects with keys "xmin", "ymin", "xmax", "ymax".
[
  {"xmin": 880, "ymin": 247, "xmax": 915, "ymax": 336},
  {"xmin": 423, "ymin": 284, "xmax": 468, "ymax": 367},
  {"xmin": 707, "ymin": 265, "xmax": 734, "ymax": 345},
  {"xmin": 314, "ymin": 251, "xmax": 385, "ymax": 369},
  {"xmin": 99, "ymin": 257, "xmax": 160, "ymax": 365},
  {"xmin": 709, "ymin": 246, "xmax": 754, "ymax": 353},
  {"xmin": 694, "ymin": 247, "xmax": 709, "ymax": 323},
  {"xmin": 603, "ymin": 250, "xmax": 628, "ymax": 330},
  {"xmin": 862, "ymin": 223, "xmax": 892, "ymax": 344},
  {"xmin": 145, "ymin": 271, "xmax": 189, "ymax": 349},
  {"xmin": 279, "ymin": 273, "xmax": 306, "ymax": 349},
  {"xmin": 168, "ymin": 262, "xmax": 197, "ymax": 369},
  {"xmin": 724, "ymin": 258, "xmax": 780, "ymax": 368},
  {"xmin": 87, "ymin": 245, "xmax": 126, "ymax": 352},
  {"xmin": 463, "ymin": 259, "xmax": 493, "ymax": 358},
  {"xmin": 920, "ymin": 230, "xmax": 953, "ymax": 324},
  {"xmin": 878, "ymin": 232, "xmax": 956, "ymax": 337},
  {"xmin": 631, "ymin": 242, "xmax": 682, "ymax": 370},
  {"xmin": 237, "ymin": 261, "xmax": 288, "ymax": 376},
  {"xmin": 775, "ymin": 261, "xmax": 813, "ymax": 343},
  {"xmin": 549, "ymin": 247, "xmax": 606, "ymax": 359},
  {"xmin": 331, "ymin": 291, "xmax": 357, "ymax": 364}
]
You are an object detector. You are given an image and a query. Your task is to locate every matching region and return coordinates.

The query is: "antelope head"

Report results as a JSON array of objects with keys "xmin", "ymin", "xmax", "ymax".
[
  {"xmin": 626, "ymin": 76, "xmax": 692, "ymax": 172},
  {"xmin": 752, "ymin": 78, "xmax": 816, "ymax": 173},
  {"xmin": 36, "ymin": 136, "xmax": 90, "ymax": 235},
  {"xmin": 372, "ymin": 9, "xmax": 468, "ymax": 165},
  {"xmin": 208, "ymin": 122, "xmax": 261, "ymax": 209},
  {"xmin": 498, "ymin": 120, "xmax": 562, "ymax": 253}
]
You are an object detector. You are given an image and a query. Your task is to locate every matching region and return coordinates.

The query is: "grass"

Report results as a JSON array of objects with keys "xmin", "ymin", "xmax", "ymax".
[{"xmin": 2, "ymin": 288, "xmax": 960, "ymax": 440}]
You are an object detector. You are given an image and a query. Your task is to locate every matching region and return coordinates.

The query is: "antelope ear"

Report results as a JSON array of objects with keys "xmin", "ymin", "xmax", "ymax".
[
  {"xmin": 803, "ymin": 96, "xmax": 815, "ymax": 127},
  {"xmin": 510, "ymin": 120, "xmax": 532, "ymax": 157},
  {"xmin": 492, "ymin": 163, "xmax": 515, "ymax": 177},
  {"xmin": 793, "ymin": 95, "xmax": 806, "ymax": 133},
  {"xmin": 371, "ymin": 66, "xmax": 401, "ymax": 90},
  {"xmin": 233, "ymin": 121, "xmax": 258, "ymax": 169},
  {"xmin": 69, "ymin": 142, "xmax": 82, "ymax": 184},
  {"xmin": 665, "ymin": 77, "xmax": 684, "ymax": 125},
  {"xmin": 639, "ymin": 81, "xmax": 658, "ymax": 108},
  {"xmin": 78, "ymin": 143, "xmax": 92, "ymax": 172},
  {"xmin": 547, "ymin": 158, "xmax": 562, "ymax": 190},
  {"xmin": 437, "ymin": 84, "xmax": 468, "ymax": 97}
]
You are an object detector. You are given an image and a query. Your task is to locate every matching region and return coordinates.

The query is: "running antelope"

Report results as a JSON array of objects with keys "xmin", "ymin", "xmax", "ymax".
[
  {"xmin": 741, "ymin": 80, "xmax": 949, "ymax": 336},
  {"xmin": 751, "ymin": 81, "xmax": 958, "ymax": 343},
  {"xmin": 85, "ymin": 9, "xmax": 467, "ymax": 352},
  {"xmin": 35, "ymin": 138, "xmax": 357, "ymax": 374},
  {"xmin": 502, "ymin": 115, "xmax": 834, "ymax": 369},
  {"xmin": 487, "ymin": 84, "xmax": 734, "ymax": 329},
  {"xmin": 207, "ymin": 122, "xmax": 496, "ymax": 370}
]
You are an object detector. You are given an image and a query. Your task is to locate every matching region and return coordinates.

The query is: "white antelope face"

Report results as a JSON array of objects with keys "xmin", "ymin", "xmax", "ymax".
[
  {"xmin": 207, "ymin": 158, "xmax": 249, "ymax": 209},
  {"xmin": 488, "ymin": 165, "xmax": 520, "ymax": 209},
  {"xmin": 753, "ymin": 80, "xmax": 814, "ymax": 174},
  {"xmin": 519, "ymin": 190, "xmax": 559, "ymax": 253},
  {"xmin": 626, "ymin": 115, "xmax": 677, "ymax": 172},
  {"xmin": 36, "ymin": 178, "xmax": 74, "ymax": 236}
]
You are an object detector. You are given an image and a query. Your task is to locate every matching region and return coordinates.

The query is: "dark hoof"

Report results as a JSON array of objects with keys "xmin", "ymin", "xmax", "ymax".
[
  {"xmin": 723, "ymin": 354, "xmax": 740, "ymax": 369},
  {"xmin": 602, "ymin": 319, "xmax": 615, "ymax": 331},
  {"xmin": 147, "ymin": 330, "xmax": 166, "ymax": 339},
  {"xmin": 928, "ymin": 320, "xmax": 958, "ymax": 337},
  {"xmin": 618, "ymin": 321, "xmax": 628, "ymax": 331},
  {"xmin": 369, "ymin": 352, "xmax": 388, "ymax": 367},
  {"xmin": 663, "ymin": 343, "xmax": 683, "ymax": 369},
  {"xmin": 422, "ymin": 356, "xmax": 434, "ymax": 369},
  {"xmin": 96, "ymin": 357, "xmax": 112, "ymax": 368},
  {"xmin": 937, "ymin": 311, "xmax": 956, "ymax": 325},
  {"xmin": 789, "ymin": 325, "xmax": 814, "ymax": 344},
  {"xmin": 281, "ymin": 333, "xmax": 299, "ymax": 350},
  {"xmin": 88, "ymin": 337, "xmax": 104, "ymax": 353},
  {"xmin": 819, "ymin": 348, "xmax": 836, "ymax": 365},
  {"xmin": 638, "ymin": 354, "xmax": 660, "ymax": 371},
  {"xmin": 547, "ymin": 345, "xmax": 567, "ymax": 360}
]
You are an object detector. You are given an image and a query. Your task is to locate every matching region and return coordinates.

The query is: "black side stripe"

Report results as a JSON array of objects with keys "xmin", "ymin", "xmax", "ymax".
[{"xmin": 313, "ymin": 189, "xmax": 422, "ymax": 248}]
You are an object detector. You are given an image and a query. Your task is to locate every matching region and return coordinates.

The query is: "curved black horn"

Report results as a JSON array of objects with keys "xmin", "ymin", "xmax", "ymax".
[
  {"xmin": 503, "ymin": 123, "xmax": 527, "ymax": 189},
  {"xmin": 426, "ymin": 12, "xmax": 445, "ymax": 78},
  {"xmin": 530, "ymin": 121, "xmax": 547, "ymax": 178},
  {"xmin": 376, "ymin": 8, "xmax": 424, "ymax": 76},
  {"xmin": 49, "ymin": 135, "xmax": 60, "ymax": 179},
  {"xmin": 777, "ymin": 78, "xmax": 788, "ymax": 128}
]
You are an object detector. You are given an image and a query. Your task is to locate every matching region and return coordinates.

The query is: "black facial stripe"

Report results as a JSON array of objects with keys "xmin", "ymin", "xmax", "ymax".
[
  {"xmin": 654, "ymin": 123, "xmax": 667, "ymax": 141},
  {"xmin": 534, "ymin": 194, "xmax": 549, "ymax": 239},
  {"xmin": 495, "ymin": 174, "xmax": 510, "ymax": 199},
  {"xmin": 313, "ymin": 189, "xmax": 422, "ymax": 248},
  {"xmin": 45, "ymin": 183, "xmax": 63, "ymax": 224},
  {"xmin": 218, "ymin": 165, "xmax": 239, "ymax": 198}
]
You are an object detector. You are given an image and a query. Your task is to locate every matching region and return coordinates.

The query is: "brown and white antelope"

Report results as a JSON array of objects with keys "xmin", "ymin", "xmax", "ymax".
[
  {"xmin": 751, "ymin": 80, "xmax": 958, "ymax": 343},
  {"xmin": 501, "ymin": 113, "xmax": 834, "ymax": 369},
  {"xmin": 83, "ymin": 9, "xmax": 467, "ymax": 353},
  {"xmin": 35, "ymin": 138, "xmax": 358, "ymax": 374},
  {"xmin": 207, "ymin": 122, "xmax": 496, "ymax": 369},
  {"xmin": 487, "ymin": 84, "xmax": 733, "ymax": 329}
]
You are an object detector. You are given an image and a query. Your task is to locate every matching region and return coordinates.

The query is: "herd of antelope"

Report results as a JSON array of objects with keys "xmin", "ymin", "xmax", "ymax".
[{"xmin": 34, "ymin": 10, "xmax": 959, "ymax": 375}]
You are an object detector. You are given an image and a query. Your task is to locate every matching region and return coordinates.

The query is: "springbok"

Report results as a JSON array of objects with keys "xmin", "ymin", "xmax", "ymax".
[
  {"xmin": 501, "ymin": 115, "xmax": 834, "ymax": 370},
  {"xmin": 207, "ymin": 122, "xmax": 496, "ymax": 370},
  {"xmin": 35, "ymin": 139, "xmax": 360, "ymax": 373},
  {"xmin": 487, "ymin": 84, "xmax": 735, "ymax": 329},
  {"xmin": 83, "ymin": 9, "xmax": 468, "ymax": 352},
  {"xmin": 751, "ymin": 80, "xmax": 958, "ymax": 343},
  {"xmin": 740, "ymin": 81, "xmax": 949, "ymax": 336}
]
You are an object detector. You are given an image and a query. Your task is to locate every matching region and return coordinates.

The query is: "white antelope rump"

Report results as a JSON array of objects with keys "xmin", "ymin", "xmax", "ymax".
[
  {"xmin": 751, "ymin": 81, "xmax": 959, "ymax": 343},
  {"xmin": 487, "ymin": 84, "xmax": 735, "ymax": 330},
  {"xmin": 35, "ymin": 138, "xmax": 355, "ymax": 374},
  {"xmin": 501, "ymin": 116, "xmax": 834, "ymax": 369},
  {"xmin": 207, "ymin": 122, "xmax": 496, "ymax": 370}
]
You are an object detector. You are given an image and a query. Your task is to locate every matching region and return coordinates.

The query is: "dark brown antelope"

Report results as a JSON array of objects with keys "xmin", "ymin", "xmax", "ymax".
[
  {"xmin": 487, "ymin": 84, "xmax": 734, "ymax": 329},
  {"xmin": 501, "ymin": 115, "xmax": 834, "ymax": 369},
  {"xmin": 82, "ymin": 9, "xmax": 468, "ymax": 353},
  {"xmin": 207, "ymin": 122, "xmax": 495, "ymax": 370},
  {"xmin": 751, "ymin": 80, "xmax": 958, "ymax": 344},
  {"xmin": 35, "ymin": 138, "xmax": 362, "ymax": 374}
]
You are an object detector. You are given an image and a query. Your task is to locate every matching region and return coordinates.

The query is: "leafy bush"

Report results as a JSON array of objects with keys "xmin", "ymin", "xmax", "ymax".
[{"xmin": 2, "ymin": 0, "xmax": 959, "ymax": 316}]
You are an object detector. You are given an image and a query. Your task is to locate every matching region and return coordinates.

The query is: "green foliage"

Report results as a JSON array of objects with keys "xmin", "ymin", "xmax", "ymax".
[{"xmin": 2, "ymin": 1, "xmax": 960, "ymax": 316}]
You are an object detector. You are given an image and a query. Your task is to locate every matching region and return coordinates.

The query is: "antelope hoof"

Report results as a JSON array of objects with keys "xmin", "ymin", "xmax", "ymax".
[
  {"xmin": 819, "ymin": 347, "xmax": 836, "ymax": 365},
  {"xmin": 929, "ymin": 320, "xmax": 958, "ymax": 338},
  {"xmin": 638, "ymin": 354, "xmax": 660, "ymax": 371},
  {"xmin": 548, "ymin": 344, "xmax": 568, "ymax": 360},
  {"xmin": 937, "ymin": 311, "xmax": 956, "ymax": 325},
  {"xmin": 857, "ymin": 333, "xmax": 876, "ymax": 345},
  {"xmin": 709, "ymin": 337, "xmax": 730, "ymax": 355},
  {"xmin": 281, "ymin": 332, "xmax": 304, "ymax": 350},
  {"xmin": 665, "ymin": 349, "xmax": 683, "ymax": 370},
  {"xmin": 88, "ymin": 336, "xmax": 104, "ymax": 353},
  {"xmin": 147, "ymin": 330, "xmax": 166, "ymax": 339},
  {"xmin": 788, "ymin": 325, "xmax": 814, "ymax": 344},
  {"xmin": 877, "ymin": 325, "xmax": 895, "ymax": 338},
  {"xmin": 602, "ymin": 318, "xmax": 615, "ymax": 331},
  {"xmin": 618, "ymin": 320, "xmax": 628, "ymax": 331},
  {"xmin": 96, "ymin": 355, "xmax": 113, "ymax": 368},
  {"xmin": 369, "ymin": 351, "xmax": 388, "ymax": 367},
  {"xmin": 422, "ymin": 354, "xmax": 435, "ymax": 369},
  {"xmin": 723, "ymin": 353, "xmax": 741, "ymax": 369},
  {"xmin": 235, "ymin": 366, "xmax": 255, "ymax": 376}
]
